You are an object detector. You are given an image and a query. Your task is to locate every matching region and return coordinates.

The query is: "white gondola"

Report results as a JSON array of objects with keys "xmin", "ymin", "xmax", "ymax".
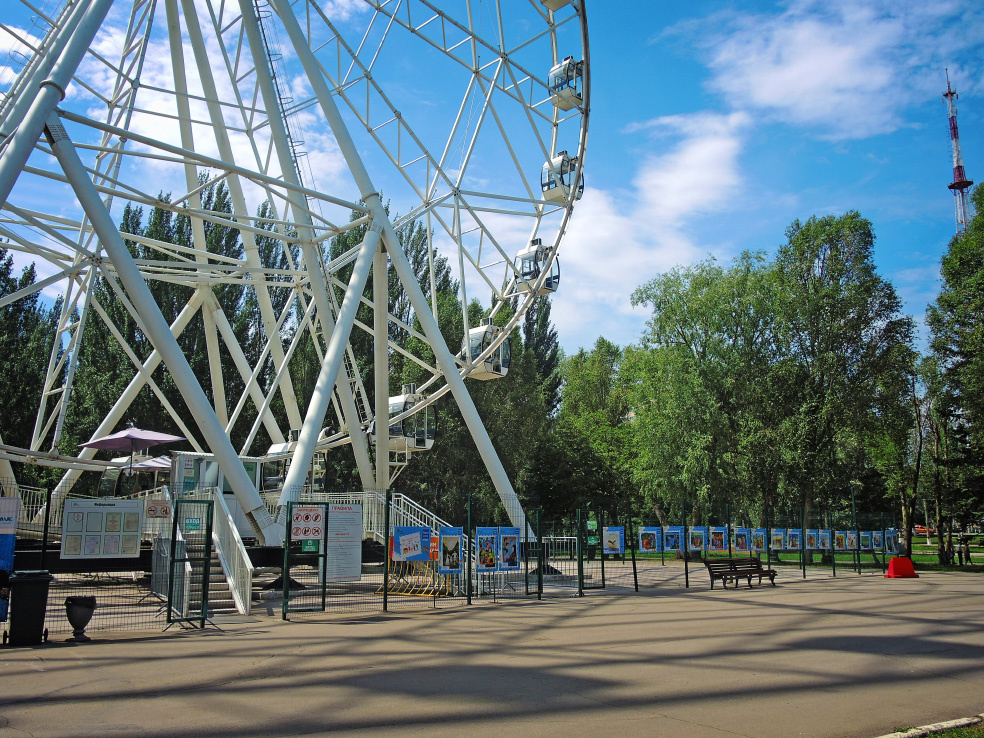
[
  {"xmin": 369, "ymin": 384, "xmax": 436, "ymax": 453},
  {"xmin": 549, "ymin": 57, "xmax": 584, "ymax": 111},
  {"xmin": 515, "ymin": 238, "xmax": 560, "ymax": 294},
  {"xmin": 541, "ymin": 0, "xmax": 573, "ymax": 10},
  {"xmin": 462, "ymin": 319, "xmax": 512, "ymax": 380},
  {"xmin": 541, "ymin": 151, "xmax": 584, "ymax": 203}
]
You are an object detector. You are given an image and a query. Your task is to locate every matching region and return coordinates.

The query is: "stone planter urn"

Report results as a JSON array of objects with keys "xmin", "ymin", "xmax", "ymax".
[{"xmin": 64, "ymin": 596, "xmax": 96, "ymax": 642}]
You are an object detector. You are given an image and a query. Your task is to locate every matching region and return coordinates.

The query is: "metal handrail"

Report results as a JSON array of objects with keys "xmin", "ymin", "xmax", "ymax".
[{"xmin": 211, "ymin": 488, "xmax": 254, "ymax": 615}]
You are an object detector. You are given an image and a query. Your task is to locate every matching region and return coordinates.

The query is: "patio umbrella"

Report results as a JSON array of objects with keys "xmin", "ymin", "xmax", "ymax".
[
  {"xmin": 79, "ymin": 428, "xmax": 184, "ymax": 473},
  {"xmin": 129, "ymin": 455, "xmax": 171, "ymax": 471}
]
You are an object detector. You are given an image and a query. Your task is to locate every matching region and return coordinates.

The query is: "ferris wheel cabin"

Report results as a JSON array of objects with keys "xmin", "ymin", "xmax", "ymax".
[
  {"xmin": 541, "ymin": 151, "xmax": 584, "ymax": 203},
  {"xmin": 549, "ymin": 57, "xmax": 584, "ymax": 111},
  {"xmin": 462, "ymin": 319, "xmax": 512, "ymax": 380},
  {"xmin": 369, "ymin": 384, "xmax": 436, "ymax": 453},
  {"xmin": 515, "ymin": 238, "xmax": 560, "ymax": 294}
]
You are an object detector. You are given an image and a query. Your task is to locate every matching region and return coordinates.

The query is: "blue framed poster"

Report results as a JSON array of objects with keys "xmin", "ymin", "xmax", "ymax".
[
  {"xmin": 664, "ymin": 526, "xmax": 683, "ymax": 552},
  {"xmin": 751, "ymin": 529, "xmax": 767, "ymax": 552},
  {"xmin": 499, "ymin": 527, "xmax": 521, "ymax": 571},
  {"xmin": 819, "ymin": 530, "xmax": 831, "ymax": 550},
  {"xmin": 438, "ymin": 526, "xmax": 463, "ymax": 574},
  {"xmin": 770, "ymin": 529, "xmax": 785, "ymax": 551},
  {"xmin": 0, "ymin": 498, "xmax": 19, "ymax": 623},
  {"xmin": 734, "ymin": 528, "xmax": 751, "ymax": 553},
  {"xmin": 393, "ymin": 526, "xmax": 430, "ymax": 562},
  {"xmin": 872, "ymin": 531, "xmax": 884, "ymax": 549},
  {"xmin": 885, "ymin": 529, "xmax": 898, "ymax": 554},
  {"xmin": 786, "ymin": 529, "xmax": 801, "ymax": 550},
  {"xmin": 847, "ymin": 531, "xmax": 858, "ymax": 549},
  {"xmin": 806, "ymin": 529, "xmax": 819, "ymax": 550},
  {"xmin": 689, "ymin": 526, "xmax": 707, "ymax": 552},
  {"xmin": 709, "ymin": 527, "xmax": 728, "ymax": 552},
  {"xmin": 603, "ymin": 526, "xmax": 624, "ymax": 555},
  {"xmin": 476, "ymin": 527, "xmax": 498, "ymax": 571},
  {"xmin": 860, "ymin": 531, "xmax": 872, "ymax": 550},
  {"xmin": 835, "ymin": 531, "xmax": 848, "ymax": 550},
  {"xmin": 639, "ymin": 526, "xmax": 661, "ymax": 553}
]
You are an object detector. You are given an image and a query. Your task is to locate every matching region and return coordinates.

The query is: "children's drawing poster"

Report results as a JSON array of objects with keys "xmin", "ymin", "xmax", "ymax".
[
  {"xmin": 476, "ymin": 527, "xmax": 498, "ymax": 571},
  {"xmin": 664, "ymin": 527, "xmax": 683, "ymax": 552},
  {"xmin": 709, "ymin": 528, "xmax": 727, "ymax": 552},
  {"xmin": 689, "ymin": 526, "xmax": 707, "ymax": 552},
  {"xmin": 639, "ymin": 527, "xmax": 661, "ymax": 553},
  {"xmin": 603, "ymin": 526, "xmax": 625, "ymax": 555},
  {"xmin": 393, "ymin": 526, "xmax": 430, "ymax": 562},
  {"xmin": 751, "ymin": 529, "xmax": 766, "ymax": 552},
  {"xmin": 438, "ymin": 527, "xmax": 463, "ymax": 574},
  {"xmin": 499, "ymin": 527, "xmax": 520, "ymax": 571},
  {"xmin": 734, "ymin": 528, "xmax": 751, "ymax": 553}
]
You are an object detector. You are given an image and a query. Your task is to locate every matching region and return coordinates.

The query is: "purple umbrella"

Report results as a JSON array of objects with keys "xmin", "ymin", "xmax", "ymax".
[{"xmin": 80, "ymin": 428, "xmax": 184, "ymax": 473}]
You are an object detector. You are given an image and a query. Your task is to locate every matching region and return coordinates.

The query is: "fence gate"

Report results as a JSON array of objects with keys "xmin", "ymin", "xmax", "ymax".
[
  {"xmin": 578, "ymin": 509, "xmax": 606, "ymax": 592},
  {"xmin": 282, "ymin": 501, "xmax": 330, "ymax": 619},
  {"xmin": 167, "ymin": 498, "xmax": 214, "ymax": 628}
]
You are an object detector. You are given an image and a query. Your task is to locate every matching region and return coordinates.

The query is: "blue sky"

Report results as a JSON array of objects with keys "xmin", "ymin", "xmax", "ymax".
[
  {"xmin": 2, "ymin": 0, "xmax": 982, "ymax": 359},
  {"xmin": 553, "ymin": 0, "xmax": 984, "ymax": 354}
]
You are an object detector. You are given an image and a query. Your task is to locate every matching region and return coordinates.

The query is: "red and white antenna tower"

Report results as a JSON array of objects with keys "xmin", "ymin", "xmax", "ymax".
[{"xmin": 943, "ymin": 70, "xmax": 973, "ymax": 235}]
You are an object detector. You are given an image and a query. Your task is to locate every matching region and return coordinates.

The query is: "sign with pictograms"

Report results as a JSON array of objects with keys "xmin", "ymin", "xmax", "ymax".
[
  {"xmin": 290, "ymin": 505, "xmax": 324, "ymax": 541},
  {"xmin": 145, "ymin": 500, "xmax": 173, "ymax": 518}
]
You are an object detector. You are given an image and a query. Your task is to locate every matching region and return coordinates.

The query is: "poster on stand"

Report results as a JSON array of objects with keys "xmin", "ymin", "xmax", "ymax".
[
  {"xmin": 393, "ymin": 526, "xmax": 430, "ymax": 562},
  {"xmin": 709, "ymin": 528, "xmax": 727, "ymax": 552},
  {"xmin": 770, "ymin": 529, "xmax": 785, "ymax": 551},
  {"xmin": 499, "ymin": 527, "xmax": 521, "ymax": 571},
  {"xmin": 819, "ymin": 530, "xmax": 831, "ymax": 549},
  {"xmin": 872, "ymin": 531, "xmax": 884, "ymax": 549},
  {"xmin": 639, "ymin": 527, "xmax": 661, "ymax": 553},
  {"xmin": 326, "ymin": 503, "xmax": 362, "ymax": 582},
  {"xmin": 0, "ymin": 498, "xmax": 19, "ymax": 623},
  {"xmin": 438, "ymin": 527, "xmax": 463, "ymax": 574},
  {"xmin": 786, "ymin": 530, "xmax": 802, "ymax": 550},
  {"xmin": 806, "ymin": 529, "xmax": 819, "ymax": 550},
  {"xmin": 835, "ymin": 531, "xmax": 848, "ymax": 550},
  {"xmin": 860, "ymin": 531, "xmax": 872, "ymax": 550},
  {"xmin": 734, "ymin": 528, "xmax": 751, "ymax": 553},
  {"xmin": 886, "ymin": 529, "xmax": 898, "ymax": 554},
  {"xmin": 751, "ymin": 529, "xmax": 766, "ymax": 552},
  {"xmin": 61, "ymin": 499, "xmax": 142, "ymax": 559},
  {"xmin": 689, "ymin": 526, "xmax": 707, "ymax": 552},
  {"xmin": 602, "ymin": 526, "xmax": 625, "ymax": 555},
  {"xmin": 664, "ymin": 526, "xmax": 683, "ymax": 552},
  {"xmin": 847, "ymin": 531, "xmax": 858, "ymax": 550},
  {"xmin": 476, "ymin": 527, "xmax": 498, "ymax": 571}
]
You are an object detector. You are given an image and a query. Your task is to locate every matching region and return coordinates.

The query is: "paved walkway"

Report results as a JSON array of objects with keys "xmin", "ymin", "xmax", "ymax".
[{"xmin": 2, "ymin": 567, "xmax": 983, "ymax": 737}]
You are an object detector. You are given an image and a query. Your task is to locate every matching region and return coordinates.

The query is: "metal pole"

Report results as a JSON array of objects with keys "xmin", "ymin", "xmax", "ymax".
[
  {"xmin": 765, "ymin": 503, "xmax": 772, "ymax": 567},
  {"xmin": 271, "ymin": 0, "xmax": 528, "ymax": 530},
  {"xmin": 40, "ymin": 484, "xmax": 53, "ymax": 570},
  {"xmin": 43, "ymin": 114, "xmax": 281, "ymax": 545},
  {"xmin": 576, "ymin": 508, "xmax": 584, "ymax": 597},
  {"xmin": 801, "ymin": 505, "xmax": 806, "ymax": 579},
  {"xmin": 536, "ymin": 508, "xmax": 543, "ymax": 600},
  {"xmin": 924, "ymin": 499, "xmax": 932, "ymax": 545},
  {"xmin": 373, "ymin": 244, "xmax": 389, "ymax": 491},
  {"xmin": 727, "ymin": 501, "xmax": 732, "ymax": 557},
  {"xmin": 383, "ymin": 488, "xmax": 391, "ymax": 611},
  {"xmin": 852, "ymin": 486, "xmax": 859, "ymax": 575},
  {"xmin": 466, "ymin": 491, "xmax": 473, "ymax": 605},
  {"xmin": 628, "ymin": 507, "xmax": 639, "ymax": 592},
  {"xmin": 829, "ymin": 509, "xmax": 837, "ymax": 577},
  {"xmin": 599, "ymin": 508, "xmax": 606, "ymax": 589},
  {"xmin": 683, "ymin": 496, "xmax": 689, "ymax": 589}
]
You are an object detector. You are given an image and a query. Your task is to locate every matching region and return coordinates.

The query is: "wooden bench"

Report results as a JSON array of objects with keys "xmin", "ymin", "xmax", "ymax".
[{"xmin": 705, "ymin": 557, "xmax": 777, "ymax": 589}]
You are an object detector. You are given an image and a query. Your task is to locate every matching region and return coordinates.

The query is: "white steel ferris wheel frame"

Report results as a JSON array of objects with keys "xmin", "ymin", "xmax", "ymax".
[{"xmin": 0, "ymin": 0, "xmax": 589, "ymax": 544}]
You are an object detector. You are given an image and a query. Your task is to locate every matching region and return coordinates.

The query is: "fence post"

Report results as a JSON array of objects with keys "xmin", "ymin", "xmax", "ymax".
[
  {"xmin": 628, "ymin": 506, "xmax": 639, "ymax": 592},
  {"xmin": 801, "ymin": 505, "xmax": 806, "ymax": 579},
  {"xmin": 829, "ymin": 509, "xmax": 837, "ymax": 578},
  {"xmin": 466, "ymin": 491, "xmax": 472, "ymax": 605},
  {"xmin": 40, "ymin": 483, "xmax": 53, "ymax": 570},
  {"xmin": 383, "ymin": 488, "xmax": 391, "ymax": 612},
  {"xmin": 598, "ymin": 508, "xmax": 606, "ymax": 589},
  {"xmin": 727, "ymin": 501, "xmax": 732, "ymax": 557},
  {"xmin": 765, "ymin": 503, "xmax": 772, "ymax": 568},
  {"xmin": 682, "ymin": 496, "xmax": 689, "ymax": 590},
  {"xmin": 576, "ymin": 508, "xmax": 584, "ymax": 597},
  {"xmin": 881, "ymin": 517, "xmax": 887, "ymax": 575},
  {"xmin": 536, "ymin": 508, "xmax": 543, "ymax": 600}
]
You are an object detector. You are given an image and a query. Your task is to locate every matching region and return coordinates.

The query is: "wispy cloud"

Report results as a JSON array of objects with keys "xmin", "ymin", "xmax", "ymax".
[
  {"xmin": 668, "ymin": 0, "xmax": 984, "ymax": 140},
  {"xmin": 551, "ymin": 112, "xmax": 750, "ymax": 349}
]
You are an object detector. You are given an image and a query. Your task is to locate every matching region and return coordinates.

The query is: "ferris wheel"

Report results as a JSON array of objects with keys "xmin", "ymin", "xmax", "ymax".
[{"xmin": 0, "ymin": 0, "xmax": 589, "ymax": 544}]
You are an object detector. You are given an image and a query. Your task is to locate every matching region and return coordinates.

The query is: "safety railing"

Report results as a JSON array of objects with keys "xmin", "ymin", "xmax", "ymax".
[{"xmin": 211, "ymin": 487, "xmax": 253, "ymax": 615}]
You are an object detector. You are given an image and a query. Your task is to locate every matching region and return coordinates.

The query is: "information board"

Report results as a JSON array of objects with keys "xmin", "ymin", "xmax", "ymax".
[
  {"xmin": 61, "ymin": 498, "xmax": 142, "ymax": 559},
  {"xmin": 393, "ymin": 526, "xmax": 430, "ymax": 562},
  {"xmin": 638, "ymin": 526, "xmax": 661, "ymax": 553},
  {"xmin": 734, "ymin": 528, "xmax": 751, "ymax": 553},
  {"xmin": 325, "ymin": 503, "xmax": 362, "ymax": 582},
  {"xmin": 290, "ymin": 505, "xmax": 325, "ymax": 542},
  {"xmin": 476, "ymin": 527, "xmax": 498, "ymax": 571},
  {"xmin": 438, "ymin": 526, "xmax": 463, "ymax": 574},
  {"xmin": 499, "ymin": 527, "xmax": 521, "ymax": 571},
  {"xmin": 603, "ymin": 526, "xmax": 625, "ymax": 555},
  {"xmin": 0, "ymin": 497, "xmax": 19, "ymax": 622}
]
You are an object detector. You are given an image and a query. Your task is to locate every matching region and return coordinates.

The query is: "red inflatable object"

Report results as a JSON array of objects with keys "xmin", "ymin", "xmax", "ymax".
[{"xmin": 885, "ymin": 557, "xmax": 918, "ymax": 578}]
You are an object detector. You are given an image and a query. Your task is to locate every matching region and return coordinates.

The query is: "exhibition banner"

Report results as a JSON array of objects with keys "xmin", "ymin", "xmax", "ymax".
[
  {"xmin": 393, "ymin": 526, "xmax": 430, "ymax": 562},
  {"xmin": 860, "ymin": 531, "xmax": 872, "ymax": 550},
  {"xmin": 603, "ymin": 526, "xmax": 625, "ymax": 555},
  {"xmin": 664, "ymin": 526, "xmax": 683, "ymax": 552},
  {"xmin": 709, "ymin": 528, "xmax": 727, "ymax": 552},
  {"xmin": 689, "ymin": 526, "xmax": 707, "ymax": 552},
  {"xmin": 734, "ymin": 528, "xmax": 751, "ymax": 553},
  {"xmin": 786, "ymin": 529, "xmax": 802, "ymax": 550},
  {"xmin": 438, "ymin": 526, "xmax": 463, "ymax": 574},
  {"xmin": 751, "ymin": 529, "xmax": 767, "ymax": 552},
  {"xmin": 872, "ymin": 531, "xmax": 884, "ymax": 549},
  {"xmin": 835, "ymin": 531, "xmax": 848, "ymax": 550},
  {"xmin": 771, "ymin": 529, "xmax": 785, "ymax": 551},
  {"xmin": 639, "ymin": 527, "xmax": 661, "ymax": 553},
  {"xmin": 0, "ymin": 497, "xmax": 18, "ymax": 623},
  {"xmin": 847, "ymin": 531, "xmax": 858, "ymax": 550},
  {"xmin": 806, "ymin": 529, "xmax": 819, "ymax": 550},
  {"xmin": 499, "ymin": 527, "xmax": 521, "ymax": 571},
  {"xmin": 476, "ymin": 527, "xmax": 498, "ymax": 571},
  {"xmin": 819, "ymin": 530, "xmax": 831, "ymax": 550}
]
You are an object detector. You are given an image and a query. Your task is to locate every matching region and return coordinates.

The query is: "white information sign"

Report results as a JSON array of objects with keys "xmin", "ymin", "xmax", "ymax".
[
  {"xmin": 290, "ymin": 505, "xmax": 325, "ymax": 542},
  {"xmin": 145, "ymin": 500, "xmax": 173, "ymax": 518},
  {"xmin": 61, "ymin": 498, "xmax": 143, "ymax": 559},
  {"xmin": 325, "ymin": 503, "xmax": 362, "ymax": 582}
]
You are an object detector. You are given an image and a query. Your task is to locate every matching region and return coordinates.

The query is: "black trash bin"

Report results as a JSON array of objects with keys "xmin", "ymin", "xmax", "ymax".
[{"xmin": 7, "ymin": 571, "xmax": 53, "ymax": 647}]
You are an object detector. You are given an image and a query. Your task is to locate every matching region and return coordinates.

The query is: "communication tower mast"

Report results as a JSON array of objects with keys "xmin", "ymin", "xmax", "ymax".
[{"xmin": 943, "ymin": 70, "xmax": 974, "ymax": 235}]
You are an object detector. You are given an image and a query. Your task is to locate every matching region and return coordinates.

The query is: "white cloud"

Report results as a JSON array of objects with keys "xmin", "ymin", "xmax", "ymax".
[
  {"xmin": 550, "ymin": 112, "xmax": 749, "ymax": 350},
  {"xmin": 321, "ymin": 0, "xmax": 372, "ymax": 23},
  {"xmin": 674, "ymin": 0, "xmax": 984, "ymax": 140}
]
